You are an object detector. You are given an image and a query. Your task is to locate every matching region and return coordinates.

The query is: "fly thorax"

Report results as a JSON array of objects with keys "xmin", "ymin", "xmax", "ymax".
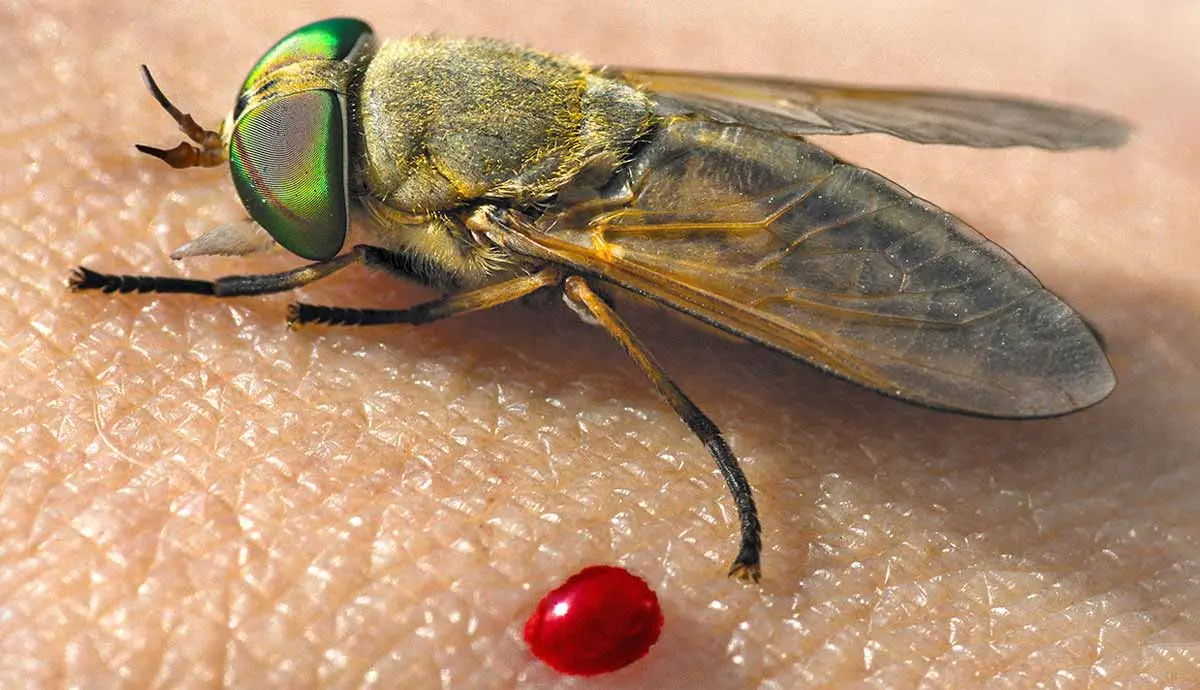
[{"xmin": 355, "ymin": 37, "xmax": 654, "ymax": 214}]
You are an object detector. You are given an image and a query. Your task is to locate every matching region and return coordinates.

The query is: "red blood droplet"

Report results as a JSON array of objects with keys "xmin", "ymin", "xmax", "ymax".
[{"xmin": 524, "ymin": 565, "xmax": 664, "ymax": 676}]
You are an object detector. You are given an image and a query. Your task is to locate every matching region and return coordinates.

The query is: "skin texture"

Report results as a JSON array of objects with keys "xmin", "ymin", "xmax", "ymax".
[{"xmin": 2, "ymin": 1, "xmax": 1198, "ymax": 687}]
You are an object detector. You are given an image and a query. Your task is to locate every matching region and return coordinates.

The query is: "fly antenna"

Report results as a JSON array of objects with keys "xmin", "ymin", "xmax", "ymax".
[{"xmin": 135, "ymin": 65, "xmax": 225, "ymax": 169}]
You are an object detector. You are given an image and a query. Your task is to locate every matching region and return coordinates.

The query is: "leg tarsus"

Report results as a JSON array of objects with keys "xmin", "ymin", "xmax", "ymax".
[
  {"xmin": 729, "ymin": 559, "xmax": 763, "ymax": 583},
  {"xmin": 289, "ymin": 266, "xmax": 564, "ymax": 330},
  {"xmin": 706, "ymin": 434, "xmax": 763, "ymax": 581},
  {"xmin": 70, "ymin": 266, "xmax": 217, "ymax": 295},
  {"xmin": 70, "ymin": 244, "xmax": 399, "ymax": 300},
  {"xmin": 287, "ymin": 302, "xmax": 438, "ymax": 328}
]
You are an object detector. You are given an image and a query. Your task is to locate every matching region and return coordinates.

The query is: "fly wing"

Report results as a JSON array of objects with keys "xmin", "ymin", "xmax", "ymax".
[
  {"xmin": 507, "ymin": 117, "xmax": 1114, "ymax": 417},
  {"xmin": 610, "ymin": 68, "xmax": 1130, "ymax": 150}
]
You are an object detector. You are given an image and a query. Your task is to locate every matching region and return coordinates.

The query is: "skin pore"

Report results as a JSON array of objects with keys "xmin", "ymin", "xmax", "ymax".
[{"xmin": 2, "ymin": 1, "xmax": 1198, "ymax": 687}]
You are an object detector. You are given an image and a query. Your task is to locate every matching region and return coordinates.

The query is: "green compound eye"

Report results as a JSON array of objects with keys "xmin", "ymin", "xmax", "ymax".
[
  {"xmin": 235, "ymin": 18, "xmax": 372, "ymax": 119},
  {"xmin": 230, "ymin": 18, "xmax": 373, "ymax": 261},
  {"xmin": 230, "ymin": 91, "xmax": 347, "ymax": 260}
]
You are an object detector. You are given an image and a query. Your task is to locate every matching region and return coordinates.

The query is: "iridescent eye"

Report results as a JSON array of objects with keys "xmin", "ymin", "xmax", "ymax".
[{"xmin": 229, "ymin": 18, "xmax": 373, "ymax": 260}]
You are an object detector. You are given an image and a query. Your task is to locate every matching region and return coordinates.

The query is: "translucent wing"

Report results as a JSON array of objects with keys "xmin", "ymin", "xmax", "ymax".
[
  {"xmin": 611, "ymin": 68, "xmax": 1130, "ymax": 150},
  {"xmin": 504, "ymin": 117, "xmax": 1114, "ymax": 417}
]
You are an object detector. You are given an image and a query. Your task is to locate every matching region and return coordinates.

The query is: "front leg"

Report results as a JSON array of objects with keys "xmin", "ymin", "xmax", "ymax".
[{"xmin": 70, "ymin": 244, "xmax": 422, "ymax": 298}]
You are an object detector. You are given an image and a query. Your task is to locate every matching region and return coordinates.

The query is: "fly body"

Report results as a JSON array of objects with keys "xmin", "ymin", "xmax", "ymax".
[
  {"xmin": 72, "ymin": 17, "xmax": 1129, "ymax": 581},
  {"xmin": 353, "ymin": 35, "xmax": 655, "ymax": 288}
]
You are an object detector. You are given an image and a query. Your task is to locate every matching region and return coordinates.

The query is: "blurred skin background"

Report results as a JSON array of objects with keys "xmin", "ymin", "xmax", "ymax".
[{"xmin": 1, "ymin": 1, "xmax": 1198, "ymax": 687}]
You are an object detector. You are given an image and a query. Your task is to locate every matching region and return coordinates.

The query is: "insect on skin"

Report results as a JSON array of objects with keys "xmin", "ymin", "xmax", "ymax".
[{"xmin": 70, "ymin": 17, "xmax": 1129, "ymax": 582}]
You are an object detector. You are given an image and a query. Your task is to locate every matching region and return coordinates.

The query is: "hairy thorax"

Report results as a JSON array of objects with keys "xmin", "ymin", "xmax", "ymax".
[{"xmin": 355, "ymin": 37, "xmax": 655, "ymax": 214}]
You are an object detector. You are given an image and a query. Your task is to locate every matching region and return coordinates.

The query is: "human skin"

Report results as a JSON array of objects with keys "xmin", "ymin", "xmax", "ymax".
[{"xmin": 2, "ymin": 1, "xmax": 1198, "ymax": 687}]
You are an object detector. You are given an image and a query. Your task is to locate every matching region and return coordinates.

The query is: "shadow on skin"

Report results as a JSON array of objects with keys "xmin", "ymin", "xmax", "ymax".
[
  {"xmin": 234, "ymin": 256, "xmax": 1199, "ymax": 630},
  {"xmin": 68, "ymin": 248, "xmax": 1198, "ymax": 672}
]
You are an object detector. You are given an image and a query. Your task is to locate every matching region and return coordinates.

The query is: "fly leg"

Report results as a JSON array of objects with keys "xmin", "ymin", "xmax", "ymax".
[
  {"xmin": 288, "ymin": 266, "xmax": 563, "ymax": 328},
  {"xmin": 72, "ymin": 245, "xmax": 427, "ymax": 298},
  {"xmin": 561, "ymin": 275, "xmax": 763, "ymax": 582}
]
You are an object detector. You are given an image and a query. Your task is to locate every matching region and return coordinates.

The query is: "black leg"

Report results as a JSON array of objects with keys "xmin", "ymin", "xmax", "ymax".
[
  {"xmin": 70, "ymin": 245, "xmax": 407, "ymax": 298},
  {"xmin": 288, "ymin": 266, "xmax": 564, "ymax": 328},
  {"xmin": 562, "ymin": 275, "xmax": 763, "ymax": 582}
]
